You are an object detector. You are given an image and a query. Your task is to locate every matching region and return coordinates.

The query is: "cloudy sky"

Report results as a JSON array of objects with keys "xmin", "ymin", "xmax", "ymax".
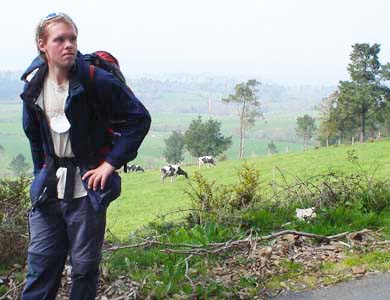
[{"xmin": 1, "ymin": 0, "xmax": 389, "ymax": 84}]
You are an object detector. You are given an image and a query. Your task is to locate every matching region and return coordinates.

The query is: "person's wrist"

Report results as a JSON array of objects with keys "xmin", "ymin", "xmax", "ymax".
[{"xmin": 103, "ymin": 161, "xmax": 115, "ymax": 173}]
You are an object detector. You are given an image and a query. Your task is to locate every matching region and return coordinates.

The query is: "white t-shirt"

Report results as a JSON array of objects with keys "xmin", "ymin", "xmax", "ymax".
[{"xmin": 37, "ymin": 77, "xmax": 87, "ymax": 199}]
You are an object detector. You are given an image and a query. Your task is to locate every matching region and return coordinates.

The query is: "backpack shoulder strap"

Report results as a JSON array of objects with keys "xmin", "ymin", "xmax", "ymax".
[{"xmin": 89, "ymin": 64, "xmax": 96, "ymax": 81}]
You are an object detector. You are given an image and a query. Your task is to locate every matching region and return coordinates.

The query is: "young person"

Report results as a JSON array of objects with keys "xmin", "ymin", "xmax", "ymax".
[{"xmin": 20, "ymin": 13, "xmax": 151, "ymax": 300}]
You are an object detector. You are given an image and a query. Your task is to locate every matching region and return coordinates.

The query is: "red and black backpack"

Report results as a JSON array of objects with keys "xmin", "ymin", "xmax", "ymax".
[{"xmin": 84, "ymin": 50, "xmax": 135, "ymax": 96}]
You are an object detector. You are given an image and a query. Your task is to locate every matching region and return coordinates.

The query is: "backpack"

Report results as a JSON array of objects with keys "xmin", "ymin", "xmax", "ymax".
[
  {"xmin": 83, "ymin": 51, "xmax": 135, "ymax": 170},
  {"xmin": 83, "ymin": 50, "xmax": 135, "ymax": 96}
]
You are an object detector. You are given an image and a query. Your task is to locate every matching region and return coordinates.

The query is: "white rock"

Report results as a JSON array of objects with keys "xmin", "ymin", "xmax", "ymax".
[{"xmin": 296, "ymin": 207, "xmax": 316, "ymax": 221}]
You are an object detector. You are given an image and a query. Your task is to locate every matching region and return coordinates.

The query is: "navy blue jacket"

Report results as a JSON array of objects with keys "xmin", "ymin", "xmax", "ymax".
[{"xmin": 21, "ymin": 52, "xmax": 151, "ymax": 210}]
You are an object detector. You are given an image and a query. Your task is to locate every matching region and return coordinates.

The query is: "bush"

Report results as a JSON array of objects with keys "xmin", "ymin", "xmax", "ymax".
[
  {"xmin": 0, "ymin": 175, "xmax": 31, "ymax": 265},
  {"xmin": 185, "ymin": 162, "xmax": 264, "ymax": 225}
]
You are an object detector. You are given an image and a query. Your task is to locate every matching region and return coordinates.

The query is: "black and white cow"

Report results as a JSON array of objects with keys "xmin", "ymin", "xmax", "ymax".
[
  {"xmin": 198, "ymin": 156, "xmax": 216, "ymax": 168},
  {"xmin": 124, "ymin": 164, "xmax": 145, "ymax": 173},
  {"xmin": 160, "ymin": 164, "xmax": 188, "ymax": 182},
  {"xmin": 130, "ymin": 164, "xmax": 145, "ymax": 172}
]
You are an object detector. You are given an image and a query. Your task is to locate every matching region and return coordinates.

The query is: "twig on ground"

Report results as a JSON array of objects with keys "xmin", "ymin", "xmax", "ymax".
[
  {"xmin": 105, "ymin": 240, "xmax": 204, "ymax": 252},
  {"xmin": 337, "ymin": 241, "xmax": 352, "ymax": 248},
  {"xmin": 0, "ymin": 279, "xmax": 26, "ymax": 300}
]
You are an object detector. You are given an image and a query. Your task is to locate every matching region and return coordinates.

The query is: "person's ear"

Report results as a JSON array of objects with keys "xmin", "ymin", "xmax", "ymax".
[{"xmin": 37, "ymin": 39, "xmax": 46, "ymax": 53}]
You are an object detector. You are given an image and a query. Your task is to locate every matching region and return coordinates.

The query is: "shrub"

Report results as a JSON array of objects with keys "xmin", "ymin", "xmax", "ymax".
[
  {"xmin": 185, "ymin": 162, "xmax": 264, "ymax": 225},
  {"xmin": 0, "ymin": 175, "xmax": 31, "ymax": 265},
  {"xmin": 229, "ymin": 161, "xmax": 263, "ymax": 210}
]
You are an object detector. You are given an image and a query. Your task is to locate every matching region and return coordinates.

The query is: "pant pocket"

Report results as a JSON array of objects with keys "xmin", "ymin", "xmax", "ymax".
[{"xmin": 80, "ymin": 170, "xmax": 121, "ymax": 212}]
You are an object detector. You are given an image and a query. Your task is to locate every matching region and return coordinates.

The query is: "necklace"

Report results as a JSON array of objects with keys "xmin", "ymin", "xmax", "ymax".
[{"xmin": 42, "ymin": 78, "xmax": 71, "ymax": 134}]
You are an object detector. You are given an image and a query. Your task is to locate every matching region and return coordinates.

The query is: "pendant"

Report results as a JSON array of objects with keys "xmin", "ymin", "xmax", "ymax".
[{"xmin": 50, "ymin": 114, "xmax": 71, "ymax": 133}]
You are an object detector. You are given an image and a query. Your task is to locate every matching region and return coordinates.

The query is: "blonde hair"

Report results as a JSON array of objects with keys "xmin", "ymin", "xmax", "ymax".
[{"xmin": 35, "ymin": 13, "xmax": 78, "ymax": 58}]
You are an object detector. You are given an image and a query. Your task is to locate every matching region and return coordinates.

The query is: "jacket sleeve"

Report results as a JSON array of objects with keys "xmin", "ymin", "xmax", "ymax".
[
  {"xmin": 22, "ymin": 101, "xmax": 45, "ymax": 175},
  {"xmin": 94, "ymin": 70, "xmax": 151, "ymax": 169}
]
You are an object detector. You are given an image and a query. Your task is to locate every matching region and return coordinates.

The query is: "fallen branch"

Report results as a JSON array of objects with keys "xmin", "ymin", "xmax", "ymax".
[
  {"xmin": 105, "ymin": 240, "xmax": 204, "ymax": 252},
  {"xmin": 337, "ymin": 241, "xmax": 352, "ymax": 248},
  {"xmin": 373, "ymin": 240, "xmax": 390, "ymax": 245},
  {"xmin": 104, "ymin": 229, "xmax": 351, "ymax": 257},
  {"xmin": 161, "ymin": 230, "xmax": 349, "ymax": 255}
]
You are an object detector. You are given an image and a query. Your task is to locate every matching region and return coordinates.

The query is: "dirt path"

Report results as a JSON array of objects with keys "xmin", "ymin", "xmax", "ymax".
[{"xmin": 276, "ymin": 272, "xmax": 390, "ymax": 300}]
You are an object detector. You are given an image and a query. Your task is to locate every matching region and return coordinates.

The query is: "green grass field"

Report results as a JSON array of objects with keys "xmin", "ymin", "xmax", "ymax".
[{"xmin": 107, "ymin": 139, "xmax": 390, "ymax": 240}]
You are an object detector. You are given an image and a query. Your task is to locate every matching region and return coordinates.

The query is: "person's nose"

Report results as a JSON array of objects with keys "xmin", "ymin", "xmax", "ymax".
[{"xmin": 65, "ymin": 39, "xmax": 76, "ymax": 50}]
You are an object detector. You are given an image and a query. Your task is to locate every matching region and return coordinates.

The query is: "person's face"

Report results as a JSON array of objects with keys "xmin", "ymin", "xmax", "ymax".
[{"xmin": 38, "ymin": 22, "xmax": 78, "ymax": 69}]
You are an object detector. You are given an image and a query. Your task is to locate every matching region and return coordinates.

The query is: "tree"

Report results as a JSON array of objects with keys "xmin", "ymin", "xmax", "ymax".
[
  {"xmin": 337, "ymin": 43, "xmax": 390, "ymax": 142},
  {"xmin": 296, "ymin": 114, "xmax": 316, "ymax": 151},
  {"xmin": 267, "ymin": 141, "xmax": 278, "ymax": 155},
  {"xmin": 9, "ymin": 153, "xmax": 29, "ymax": 176},
  {"xmin": 184, "ymin": 116, "xmax": 232, "ymax": 158},
  {"xmin": 316, "ymin": 91, "xmax": 339, "ymax": 147},
  {"xmin": 163, "ymin": 131, "xmax": 185, "ymax": 164},
  {"xmin": 222, "ymin": 79, "xmax": 262, "ymax": 158}
]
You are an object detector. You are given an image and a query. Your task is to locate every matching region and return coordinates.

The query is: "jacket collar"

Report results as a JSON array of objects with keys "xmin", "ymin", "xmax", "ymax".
[
  {"xmin": 21, "ymin": 55, "xmax": 45, "ymax": 83},
  {"xmin": 20, "ymin": 51, "xmax": 87, "ymax": 104}
]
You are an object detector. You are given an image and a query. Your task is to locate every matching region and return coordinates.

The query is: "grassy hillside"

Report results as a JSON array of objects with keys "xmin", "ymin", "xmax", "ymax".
[{"xmin": 107, "ymin": 139, "xmax": 390, "ymax": 240}]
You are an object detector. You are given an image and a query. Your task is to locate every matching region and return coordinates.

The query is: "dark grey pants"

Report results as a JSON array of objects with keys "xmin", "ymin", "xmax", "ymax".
[{"xmin": 22, "ymin": 195, "xmax": 106, "ymax": 300}]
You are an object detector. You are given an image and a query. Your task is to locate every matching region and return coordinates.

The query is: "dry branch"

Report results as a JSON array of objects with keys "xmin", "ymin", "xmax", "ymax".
[{"xmin": 105, "ymin": 229, "xmax": 350, "ymax": 256}]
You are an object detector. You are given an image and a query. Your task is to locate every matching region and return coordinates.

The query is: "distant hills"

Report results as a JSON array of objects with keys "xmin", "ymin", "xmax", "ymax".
[
  {"xmin": 127, "ymin": 74, "xmax": 336, "ymax": 115},
  {"xmin": 0, "ymin": 71, "xmax": 336, "ymax": 117}
]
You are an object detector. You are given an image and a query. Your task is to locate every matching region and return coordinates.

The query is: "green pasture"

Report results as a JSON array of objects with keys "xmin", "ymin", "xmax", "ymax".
[{"xmin": 107, "ymin": 139, "xmax": 390, "ymax": 240}]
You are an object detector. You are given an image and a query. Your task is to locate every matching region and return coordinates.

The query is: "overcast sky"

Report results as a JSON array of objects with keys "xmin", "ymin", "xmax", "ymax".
[{"xmin": 1, "ymin": 0, "xmax": 389, "ymax": 85}]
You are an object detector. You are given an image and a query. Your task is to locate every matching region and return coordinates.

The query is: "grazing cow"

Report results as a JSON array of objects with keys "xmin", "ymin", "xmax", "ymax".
[
  {"xmin": 130, "ymin": 164, "xmax": 145, "ymax": 172},
  {"xmin": 124, "ymin": 164, "xmax": 144, "ymax": 173},
  {"xmin": 160, "ymin": 164, "xmax": 188, "ymax": 182},
  {"xmin": 198, "ymin": 156, "xmax": 216, "ymax": 168},
  {"xmin": 123, "ymin": 163, "xmax": 131, "ymax": 173}
]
